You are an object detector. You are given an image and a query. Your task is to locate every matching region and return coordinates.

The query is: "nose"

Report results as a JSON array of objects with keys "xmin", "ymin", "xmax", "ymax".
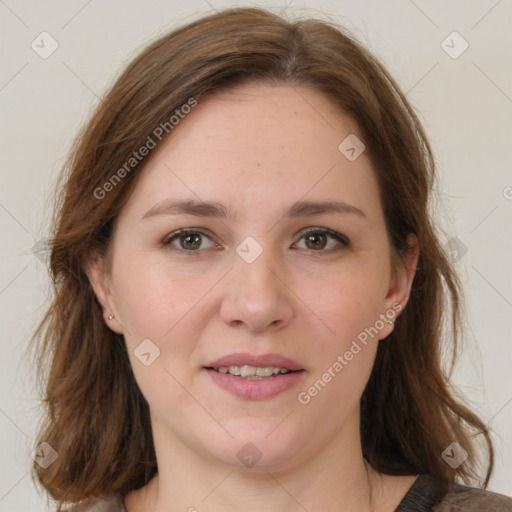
[{"xmin": 219, "ymin": 243, "xmax": 294, "ymax": 333}]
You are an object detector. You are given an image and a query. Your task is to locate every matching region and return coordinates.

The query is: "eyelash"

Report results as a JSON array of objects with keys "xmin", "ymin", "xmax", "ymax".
[{"xmin": 161, "ymin": 227, "xmax": 350, "ymax": 256}]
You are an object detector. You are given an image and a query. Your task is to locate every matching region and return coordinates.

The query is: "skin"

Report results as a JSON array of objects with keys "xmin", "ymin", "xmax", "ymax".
[{"xmin": 86, "ymin": 83, "xmax": 419, "ymax": 512}]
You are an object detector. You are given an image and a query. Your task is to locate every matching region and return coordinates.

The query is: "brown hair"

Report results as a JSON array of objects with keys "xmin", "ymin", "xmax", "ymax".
[{"xmin": 30, "ymin": 6, "xmax": 494, "ymax": 509}]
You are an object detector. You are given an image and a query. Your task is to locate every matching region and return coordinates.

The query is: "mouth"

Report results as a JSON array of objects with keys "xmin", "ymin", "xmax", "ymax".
[
  {"xmin": 206, "ymin": 365, "xmax": 302, "ymax": 379},
  {"xmin": 203, "ymin": 353, "xmax": 305, "ymax": 400}
]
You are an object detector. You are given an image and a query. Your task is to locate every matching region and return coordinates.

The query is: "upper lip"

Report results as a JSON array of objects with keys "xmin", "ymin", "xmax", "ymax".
[{"xmin": 205, "ymin": 352, "xmax": 304, "ymax": 371}]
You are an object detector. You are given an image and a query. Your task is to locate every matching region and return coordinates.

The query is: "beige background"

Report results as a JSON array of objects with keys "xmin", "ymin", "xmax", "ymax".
[{"xmin": 1, "ymin": 1, "xmax": 511, "ymax": 510}]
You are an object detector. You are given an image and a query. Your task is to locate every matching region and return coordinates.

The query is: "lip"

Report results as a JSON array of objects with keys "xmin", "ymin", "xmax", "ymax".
[
  {"xmin": 205, "ymin": 352, "xmax": 304, "ymax": 371},
  {"xmin": 204, "ymin": 368, "xmax": 305, "ymax": 400},
  {"xmin": 203, "ymin": 352, "xmax": 306, "ymax": 400}
]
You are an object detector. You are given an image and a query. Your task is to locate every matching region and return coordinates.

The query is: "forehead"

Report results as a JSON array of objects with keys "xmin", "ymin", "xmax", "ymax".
[
  {"xmin": 161, "ymin": 82, "xmax": 361, "ymax": 162},
  {"xmin": 119, "ymin": 82, "xmax": 382, "ymax": 224}
]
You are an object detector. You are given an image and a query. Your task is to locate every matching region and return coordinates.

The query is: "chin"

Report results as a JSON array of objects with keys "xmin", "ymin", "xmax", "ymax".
[{"xmin": 204, "ymin": 418, "xmax": 307, "ymax": 471}]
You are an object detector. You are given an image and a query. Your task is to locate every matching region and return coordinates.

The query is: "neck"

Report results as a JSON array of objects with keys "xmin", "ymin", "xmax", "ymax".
[{"xmin": 133, "ymin": 414, "xmax": 384, "ymax": 512}]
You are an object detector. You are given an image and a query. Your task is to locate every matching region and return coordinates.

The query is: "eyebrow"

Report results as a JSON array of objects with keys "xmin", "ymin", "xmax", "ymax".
[{"xmin": 141, "ymin": 198, "xmax": 367, "ymax": 221}]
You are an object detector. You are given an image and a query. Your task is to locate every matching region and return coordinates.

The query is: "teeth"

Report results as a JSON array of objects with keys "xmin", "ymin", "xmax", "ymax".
[
  {"xmin": 256, "ymin": 367, "xmax": 274, "ymax": 377},
  {"xmin": 215, "ymin": 365, "xmax": 291, "ymax": 378}
]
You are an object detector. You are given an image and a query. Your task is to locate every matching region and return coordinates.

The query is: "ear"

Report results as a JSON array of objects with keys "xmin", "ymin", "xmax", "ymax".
[
  {"xmin": 83, "ymin": 253, "xmax": 124, "ymax": 334},
  {"xmin": 379, "ymin": 233, "xmax": 419, "ymax": 340}
]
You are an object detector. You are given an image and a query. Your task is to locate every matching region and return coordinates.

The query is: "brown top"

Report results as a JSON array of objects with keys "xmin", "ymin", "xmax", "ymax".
[{"xmin": 67, "ymin": 474, "xmax": 512, "ymax": 511}]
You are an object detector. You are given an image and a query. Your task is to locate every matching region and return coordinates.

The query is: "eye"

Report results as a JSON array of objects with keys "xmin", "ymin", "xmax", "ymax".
[
  {"xmin": 162, "ymin": 227, "xmax": 350, "ymax": 255},
  {"xmin": 294, "ymin": 227, "xmax": 350, "ymax": 253},
  {"xmin": 162, "ymin": 228, "xmax": 216, "ymax": 254}
]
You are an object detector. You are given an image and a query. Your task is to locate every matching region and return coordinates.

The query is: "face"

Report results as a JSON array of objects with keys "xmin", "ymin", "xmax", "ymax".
[{"xmin": 88, "ymin": 83, "xmax": 417, "ymax": 472}]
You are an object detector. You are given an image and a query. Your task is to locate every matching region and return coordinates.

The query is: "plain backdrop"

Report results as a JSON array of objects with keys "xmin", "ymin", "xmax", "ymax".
[{"xmin": 1, "ymin": 1, "xmax": 511, "ymax": 510}]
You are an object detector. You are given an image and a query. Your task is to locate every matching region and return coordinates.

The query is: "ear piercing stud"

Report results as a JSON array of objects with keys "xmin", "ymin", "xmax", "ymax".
[{"xmin": 108, "ymin": 314, "xmax": 114, "ymax": 320}]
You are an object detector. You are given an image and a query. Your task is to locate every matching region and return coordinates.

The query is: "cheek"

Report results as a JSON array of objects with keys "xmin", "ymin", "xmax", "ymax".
[
  {"xmin": 109, "ymin": 253, "xmax": 220, "ymax": 393},
  {"xmin": 110, "ymin": 256, "xmax": 204, "ymax": 411},
  {"xmin": 313, "ymin": 264, "xmax": 390, "ymax": 343},
  {"xmin": 111, "ymin": 252, "xmax": 210, "ymax": 342},
  {"xmin": 296, "ymin": 260, "xmax": 389, "ymax": 399},
  {"xmin": 295, "ymin": 280, "xmax": 383, "ymax": 418}
]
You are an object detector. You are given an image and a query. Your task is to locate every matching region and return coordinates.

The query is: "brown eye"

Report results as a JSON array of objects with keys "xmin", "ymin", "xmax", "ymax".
[
  {"xmin": 179, "ymin": 233, "xmax": 202, "ymax": 250},
  {"xmin": 295, "ymin": 228, "xmax": 350, "ymax": 253},
  {"xmin": 305, "ymin": 233, "xmax": 328, "ymax": 250},
  {"xmin": 163, "ymin": 229, "xmax": 215, "ymax": 253}
]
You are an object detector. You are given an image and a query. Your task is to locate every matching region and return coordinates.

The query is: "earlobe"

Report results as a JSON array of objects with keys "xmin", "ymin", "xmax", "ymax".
[{"xmin": 83, "ymin": 254, "xmax": 124, "ymax": 334}]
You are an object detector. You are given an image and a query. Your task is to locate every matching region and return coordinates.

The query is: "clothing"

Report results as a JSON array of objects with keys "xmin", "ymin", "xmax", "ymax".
[
  {"xmin": 66, "ymin": 474, "xmax": 512, "ymax": 511},
  {"xmin": 395, "ymin": 474, "xmax": 512, "ymax": 511}
]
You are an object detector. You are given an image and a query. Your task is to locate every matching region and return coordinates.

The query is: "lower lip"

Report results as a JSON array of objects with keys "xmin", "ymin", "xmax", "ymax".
[{"xmin": 204, "ymin": 368, "xmax": 305, "ymax": 400}]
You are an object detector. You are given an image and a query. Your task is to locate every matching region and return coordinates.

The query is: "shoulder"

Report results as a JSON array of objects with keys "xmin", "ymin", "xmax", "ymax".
[
  {"xmin": 63, "ymin": 494, "xmax": 125, "ymax": 512},
  {"xmin": 396, "ymin": 474, "xmax": 512, "ymax": 512},
  {"xmin": 435, "ymin": 479, "xmax": 512, "ymax": 512}
]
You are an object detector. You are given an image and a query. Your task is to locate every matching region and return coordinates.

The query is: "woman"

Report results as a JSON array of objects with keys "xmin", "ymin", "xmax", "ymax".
[{"xmin": 30, "ymin": 7, "xmax": 512, "ymax": 512}]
